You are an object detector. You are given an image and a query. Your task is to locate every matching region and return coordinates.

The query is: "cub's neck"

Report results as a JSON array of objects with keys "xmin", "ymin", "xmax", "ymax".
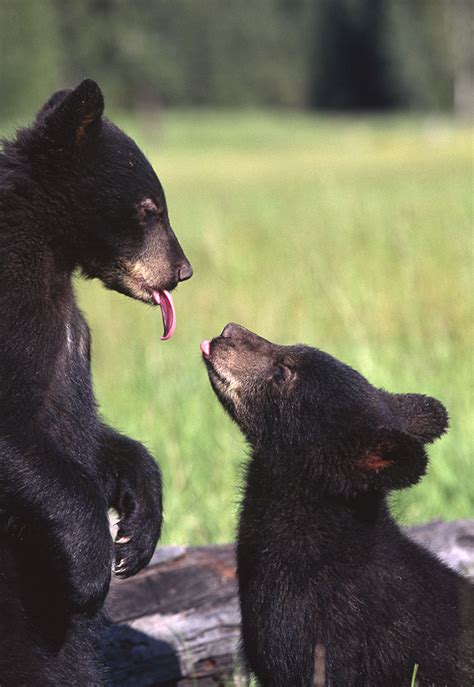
[{"xmin": 243, "ymin": 445, "xmax": 390, "ymax": 539}]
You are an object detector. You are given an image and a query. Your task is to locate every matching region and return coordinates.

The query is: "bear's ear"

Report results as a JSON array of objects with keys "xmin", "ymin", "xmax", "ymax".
[
  {"xmin": 389, "ymin": 393, "xmax": 449, "ymax": 444},
  {"xmin": 40, "ymin": 79, "xmax": 104, "ymax": 148},
  {"xmin": 356, "ymin": 427, "xmax": 428, "ymax": 491}
]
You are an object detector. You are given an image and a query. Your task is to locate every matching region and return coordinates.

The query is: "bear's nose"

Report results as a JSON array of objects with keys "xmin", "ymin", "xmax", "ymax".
[{"xmin": 178, "ymin": 261, "xmax": 193, "ymax": 282}]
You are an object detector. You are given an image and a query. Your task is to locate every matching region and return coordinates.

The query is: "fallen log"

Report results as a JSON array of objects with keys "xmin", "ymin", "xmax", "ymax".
[
  {"xmin": 102, "ymin": 520, "xmax": 474, "ymax": 686},
  {"xmin": 103, "ymin": 544, "xmax": 240, "ymax": 686}
]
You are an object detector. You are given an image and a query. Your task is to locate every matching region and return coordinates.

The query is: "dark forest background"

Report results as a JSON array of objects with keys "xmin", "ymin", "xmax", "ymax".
[{"xmin": 0, "ymin": 0, "xmax": 472, "ymax": 120}]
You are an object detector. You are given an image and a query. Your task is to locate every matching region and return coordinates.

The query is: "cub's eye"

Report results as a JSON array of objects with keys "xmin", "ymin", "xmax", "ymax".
[
  {"xmin": 271, "ymin": 364, "xmax": 297, "ymax": 387},
  {"xmin": 272, "ymin": 365, "xmax": 286, "ymax": 382}
]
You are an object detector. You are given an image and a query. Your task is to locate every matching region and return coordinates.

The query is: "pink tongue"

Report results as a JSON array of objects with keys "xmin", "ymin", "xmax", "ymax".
[{"xmin": 152, "ymin": 290, "xmax": 176, "ymax": 340}]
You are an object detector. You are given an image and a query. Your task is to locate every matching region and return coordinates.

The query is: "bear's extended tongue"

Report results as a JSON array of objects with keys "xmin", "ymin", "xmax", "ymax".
[{"xmin": 152, "ymin": 290, "xmax": 176, "ymax": 340}]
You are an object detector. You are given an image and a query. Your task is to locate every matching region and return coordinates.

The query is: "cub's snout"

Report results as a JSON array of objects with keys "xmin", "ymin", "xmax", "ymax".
[
  {"xmin": 200, "ymin": 324, "xmax": 301, "ymax": 438},
  {"xmin": 200, "ymin": 323, "xmax": 280, "ymax": 399}
]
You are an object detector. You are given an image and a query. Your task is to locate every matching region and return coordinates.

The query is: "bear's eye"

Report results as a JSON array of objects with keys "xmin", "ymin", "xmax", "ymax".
[
  {"xmin": 137, "ymin": 198, "xmax": 162, "ymax": 221},
  {"xmin": 143, "ymin": 206, "xmax": 157, "ymax": 218}
]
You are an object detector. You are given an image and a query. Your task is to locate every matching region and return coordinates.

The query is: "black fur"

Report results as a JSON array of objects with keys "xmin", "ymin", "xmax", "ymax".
[
  {"xmin": 0, "ymin": 80, "xmax": 192, "ymax": 685},
  {"xmin": 203, "ymin": 323, "xmax": 473, "ymax": 686}
]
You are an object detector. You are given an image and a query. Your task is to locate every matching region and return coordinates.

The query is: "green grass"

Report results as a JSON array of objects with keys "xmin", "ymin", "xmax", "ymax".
[{"xmin": 73, "ymin": 110, "xmax": 472, "ymax": 545}]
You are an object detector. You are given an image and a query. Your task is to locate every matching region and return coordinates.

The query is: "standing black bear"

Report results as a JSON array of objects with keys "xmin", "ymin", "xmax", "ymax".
[
  {"xmin": 0, "ymin": 80, "xmax": 192, "ymax": 685},
  {"xmin": 201, "ymin": 324, "xmax": 474, "ymax": 686}
]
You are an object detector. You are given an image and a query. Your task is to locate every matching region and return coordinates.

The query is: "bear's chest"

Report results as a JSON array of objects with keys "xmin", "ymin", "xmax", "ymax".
[
  {"xmin": 63, "ymin": 309, "xmax": 91, "ymax": 371},
  {"xmin": 38, "ymin": 307, "xmax": 98, "ymax": 457}
]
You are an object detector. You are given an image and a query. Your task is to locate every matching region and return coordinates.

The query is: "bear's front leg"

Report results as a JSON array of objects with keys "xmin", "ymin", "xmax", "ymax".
[
  {"xmin": 0, "ymin": 439, "xmax": 113, "ymax": 619},
  {"xmin": 97, "ymin": 426, "xmax": 163, "ymax": 578}
]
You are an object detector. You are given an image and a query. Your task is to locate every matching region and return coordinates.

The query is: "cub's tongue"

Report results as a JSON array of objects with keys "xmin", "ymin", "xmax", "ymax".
[{"xmin": 152, "ymin": 290, "xmax": 176, "ymax": 341}]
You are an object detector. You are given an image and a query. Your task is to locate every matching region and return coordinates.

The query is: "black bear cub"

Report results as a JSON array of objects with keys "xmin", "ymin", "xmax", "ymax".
[
  {"xmin": 0, "ymin": 80, "xmax": 191, "ymax": 685},
  {"xmin": 201, "ymin": 324, "xmax": 473, "ymax": 687}
]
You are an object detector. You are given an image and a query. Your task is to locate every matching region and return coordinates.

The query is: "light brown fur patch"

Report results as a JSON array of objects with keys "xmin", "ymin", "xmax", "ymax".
[
  {"xmin": 361, "ymin": 453, "xmax": 392, "ymax": 472},
  {"xmin": 74, "ymin": 111, "xmax": 98, "ymax": 146},
  {"xmin": 123, "ymin": 259, "xmax": 157, "ymax": 287}
]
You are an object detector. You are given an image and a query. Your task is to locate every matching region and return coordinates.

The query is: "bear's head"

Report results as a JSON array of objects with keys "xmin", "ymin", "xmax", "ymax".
[
  {"xmin": 18, "ymin": 79, "xmax": 192, "ymax": 339},
  {"xmin": 201, "ymin": 324, "xmax": 448, "ymax": 496}
]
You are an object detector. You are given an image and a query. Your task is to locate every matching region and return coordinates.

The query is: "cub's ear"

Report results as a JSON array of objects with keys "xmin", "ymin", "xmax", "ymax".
[
  {"xmin": 39, "ymin": 79, "xmax": 104, "ymax": 148},
  {"xmin": 389, "ymin": 393, "xmax": 449, "ymax": 444},
  {"xmin": 356, "ymin": 428, "xmax": 428, "ymax": 491},
  {"xmin": 35, "ymin": 89, "xmax": 71, "ymax": 123}
]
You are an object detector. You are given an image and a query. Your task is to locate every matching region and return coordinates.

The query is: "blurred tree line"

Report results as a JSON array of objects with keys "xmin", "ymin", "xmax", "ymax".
[{"xmin": 0, "ymin": 0, "xmax": 472, "ymax": 119}]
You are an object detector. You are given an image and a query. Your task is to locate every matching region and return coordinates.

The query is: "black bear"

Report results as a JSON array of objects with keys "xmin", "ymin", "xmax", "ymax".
[
  {"xmin": 201, "ymin": 324, "xmax": 474, "ymax": 686},
  {"xmin": 0, "ymin": 80, "xmax": 192, "ymax": 685}
]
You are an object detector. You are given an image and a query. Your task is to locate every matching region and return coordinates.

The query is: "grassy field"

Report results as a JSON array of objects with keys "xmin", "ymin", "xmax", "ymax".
[{"xmin": 71, "ymin": 111, "xmax": 472, "ymax": 545}]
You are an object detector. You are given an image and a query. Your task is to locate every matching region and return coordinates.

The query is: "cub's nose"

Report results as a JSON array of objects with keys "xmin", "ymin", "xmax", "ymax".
[
  {"xmin": 221, "ymin": 323, "xmax": 245, "ymax": 339},
  {"xmin": 178, "ymin": 261, "xmax": 193, "ymax": 282}
]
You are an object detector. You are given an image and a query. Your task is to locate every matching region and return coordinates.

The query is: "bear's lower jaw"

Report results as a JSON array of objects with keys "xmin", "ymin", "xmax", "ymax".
[
  {"xmin": 104, "ymin": 273, "xmax": 155, "ymax": 303},
  {"xmin": 95, "ymin": 273, "xmax": 178, "ymax": 339}
]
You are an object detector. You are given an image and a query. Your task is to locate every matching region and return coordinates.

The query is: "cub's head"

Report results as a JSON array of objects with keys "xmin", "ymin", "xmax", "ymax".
[
  {"xmin": 201, "ymin": 324, "xmax": 448, "ymax": 495},
  {"xmin": 20, "ymin": 79, "xmax": 192, "ymax": 339}
]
